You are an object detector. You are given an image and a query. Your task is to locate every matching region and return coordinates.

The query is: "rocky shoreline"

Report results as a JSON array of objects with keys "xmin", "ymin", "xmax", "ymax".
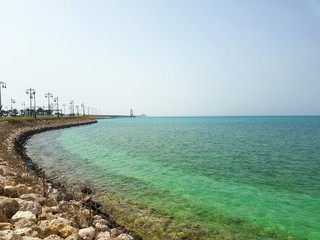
[{"xmin": 0, "ymin": 118, "xmax": 138, "ymax": 240}]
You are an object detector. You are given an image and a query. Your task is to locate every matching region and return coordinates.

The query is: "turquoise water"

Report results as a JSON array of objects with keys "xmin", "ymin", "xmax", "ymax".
[{"xmin": 26, "ymin": 117, "xmax": 320, "ymax": 239}]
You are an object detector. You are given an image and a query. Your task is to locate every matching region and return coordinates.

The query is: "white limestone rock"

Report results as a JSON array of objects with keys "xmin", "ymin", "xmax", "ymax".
[
  {"xmin": 43, "ymin": 234, "xmax": 64, "ymax": 240},
  {"xmin": 12, "ymin": 211, "xmax": 37, "ymax": 222},
  {"xmin": 14, "ymin": 227, "xmax": 38, "ymax": 237},
  {"xmin": 117, "ymin": 233, "xmax": 135, "ymax": 240},
  {"xmin": 16, "ymin": 199, "xmax": 42, "ymax": 216},
  {"xmin": 19, "ymin": 194, "xmax": 46, "ymax": 205},
  {"xmin": 95, "ymin": 231, "xmax": 111, "ymax": 240},
  {"xmin": 78, "ymin": 226, "xmax": 96, "ymax": 240}
]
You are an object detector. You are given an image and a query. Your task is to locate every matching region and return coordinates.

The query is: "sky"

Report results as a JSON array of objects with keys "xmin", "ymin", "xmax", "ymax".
[{"xmin": 0, "ymin": 0, "xmax": 319, "ymax": 116}]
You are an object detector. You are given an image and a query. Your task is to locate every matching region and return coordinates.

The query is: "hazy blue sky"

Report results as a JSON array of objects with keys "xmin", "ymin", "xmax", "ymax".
[{"xmin": 0, "ymin": 0, "xmax": 319, "ymax": 116}]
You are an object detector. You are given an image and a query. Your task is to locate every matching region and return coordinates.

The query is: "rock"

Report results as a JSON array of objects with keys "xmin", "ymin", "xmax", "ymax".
[
  {"xmin": 93, "ymin": 217, "xmax": 108, "ymax": 226},
  {"xmin": 117, "ymin": 233, "xmax": 135, "ymax": 240},
  {"xmin": 95, "ymin": 231, "xmax": 111, "ymax": 240},
  {"xmin": 14, "ymin": 184, "xmax": 34, "ymax": 196},
  {"xmin": 16, "ymin": 199, "xmax": 42, "ymax": 216},
  {"xmin": 38, "ymin": 218, "xmax": 78, "ymax": 238},
  {"xmin": 19, "ymin": 194, "xmax": 46, "ymax": 205},
  {"xmin": 81, "ymin": 186, "xmax": 93, "ymax": 195},
  {"xmin": 14, "ymin": 227, "xmax": 38, "ymax": 237},
  {"xmin": 0, "ymin": 222, "xmax": 12, "ymax": 230},
  {"xmin": 78, "ymin": 226, "xmax": 96, "ymax": 240},
  {"xmin": 3, "ymin": 186, "xmax": 18, "ymax": 198},
  {"xmin": 12, "ymin": 211, "xmax": 37, "ymax": 222},
  {"xmin": 75, "ymin": 211, "xmax": 88, "ymax": 229},
  {"xmin": 22, "ymin": 237, "xmax": 41, "ymax": 240},
  {"xmin": 92, "ymin": 215, "xmax": 103, "ymax": 221},
  {"xmin": 59, "ymin": 225, "xmax": 79, "ymax": 239},
  {"xmin": 43, "ymin": 235, "xmax": 64, "ymax": 240},
  {"xmin": 0, "ymin": 230, "xmax": 23, "ymax": 240},
  {"xmin": 65, "ymin": 233, "xmax": 81, "ymax": 240},
  {"xmin": 110, "ymin": 228, "xmax": 122, "ymax": 237},
  {"xmin": 13, "ymin": 218, "xmax": 37, "ymax": 229},
  {"xmin": 0, "ymin": 184, "xmax": 4, "ymax": 194},
  {"xmin": 0, "ymin": 166, "xmax": 16, "ymax": 176},
  {"xmin": 0, "ymin": 208, "xmax": 8, "ymax": 222},
  {"xmin": 0, "ymin": 197, "xmax": 20, "ymax": 218},
  {"xmin": 94, "ymin": 222, "xmax": 109, "ymax": 232}
]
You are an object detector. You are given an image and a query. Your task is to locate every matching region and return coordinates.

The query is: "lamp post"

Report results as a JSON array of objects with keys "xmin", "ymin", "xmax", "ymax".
[
  {"xmin": 62, "ymin": 104, "xmax": 66, "ymax": 115},
  {"xmin": 45, "ymin": 92, "xmax": 53, "ymax": 116},
  {"xmin": 0, "ymin": 81, "xmax": 7, "ymax": 114},
  {"xmin": 81, "ymin": 103, "xmax": 85, "ymax": 116},
  {"xmin": 70, "ymin": 100, "xmax": 74, "ymax": 116},
  {"xmin": 76, "ymin": 105, "xmax": 80, "ymax": 115},
  {"xmin": 26, "ymin": 88, "xmax": 35, "ymax": 116},
  {"xmin": 54, "ymin": 97, "xmax": 59, "ymax": 117},
  {"xmin": 33, "ymin": 90, "xmax": 36, "ymax": 118},
  {"xmin": 22, "ymin": 102, "xmax": 25, "ymax": 116},
  {"xmin": 11, "ymin": 98, "xmax": 15, "ymax": 111}
]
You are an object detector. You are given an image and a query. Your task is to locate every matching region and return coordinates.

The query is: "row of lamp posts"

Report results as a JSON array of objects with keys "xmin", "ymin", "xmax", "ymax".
[{"xmin": 0, "ymin": 81, "xmax": 97, "ymax": 118}]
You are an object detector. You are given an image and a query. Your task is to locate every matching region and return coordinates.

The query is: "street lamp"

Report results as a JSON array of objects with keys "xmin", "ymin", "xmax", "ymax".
[
  {"xmin": 0, "ymin": 81, "xmax": 7, "ymax": 113},
  {"xmin": 76, "ymin": 105, "xmax": 80, "ymax": 115},
  {"xmin": 26, "ymin": 88, "xmax": 35, "ymax": 116},
  {"xmin": 11, "ymin": 98, "xmax": 15, "ymax": 111},
  {"xmin": 62, "ymin": 104, "xmax": 66, "ymax": 115},
  {"xmin": 70, "ymin": 100, "xmax": 74, "ymax": 116},
  {"xmin": 54, "ymin": 97, "xmax": 59, "ymax": 117},
  {"xmin": 81, "ymin": 103, "xmax": 85, "ymax": 116},
  {"xmin": 45, "ymin": 92, "xmax": 53, "ymax": 116},
  {"xmin": 22, "ymin": 102, "xmax": 25, "ymax": 116}
]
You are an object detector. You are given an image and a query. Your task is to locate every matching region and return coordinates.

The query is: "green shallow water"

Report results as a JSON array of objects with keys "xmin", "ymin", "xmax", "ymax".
[{"xmin": 26, "ymin": 117, "xmax": 320, "ymax": 239}]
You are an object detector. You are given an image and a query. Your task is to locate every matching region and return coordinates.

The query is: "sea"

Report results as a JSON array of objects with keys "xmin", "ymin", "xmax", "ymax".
[{"xmin": 26, "ymin": 116, "xmax": 320, "ymax": 240}]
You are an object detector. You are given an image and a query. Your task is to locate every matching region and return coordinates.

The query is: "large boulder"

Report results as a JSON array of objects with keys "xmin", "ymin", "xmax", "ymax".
[
  {"xmin": 0, "ymin": 197, "xmax": 20, "ymax": 218},
  {"xmin": 78, "ymin": 226, "xmax": 96, "ymax": 240}
]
